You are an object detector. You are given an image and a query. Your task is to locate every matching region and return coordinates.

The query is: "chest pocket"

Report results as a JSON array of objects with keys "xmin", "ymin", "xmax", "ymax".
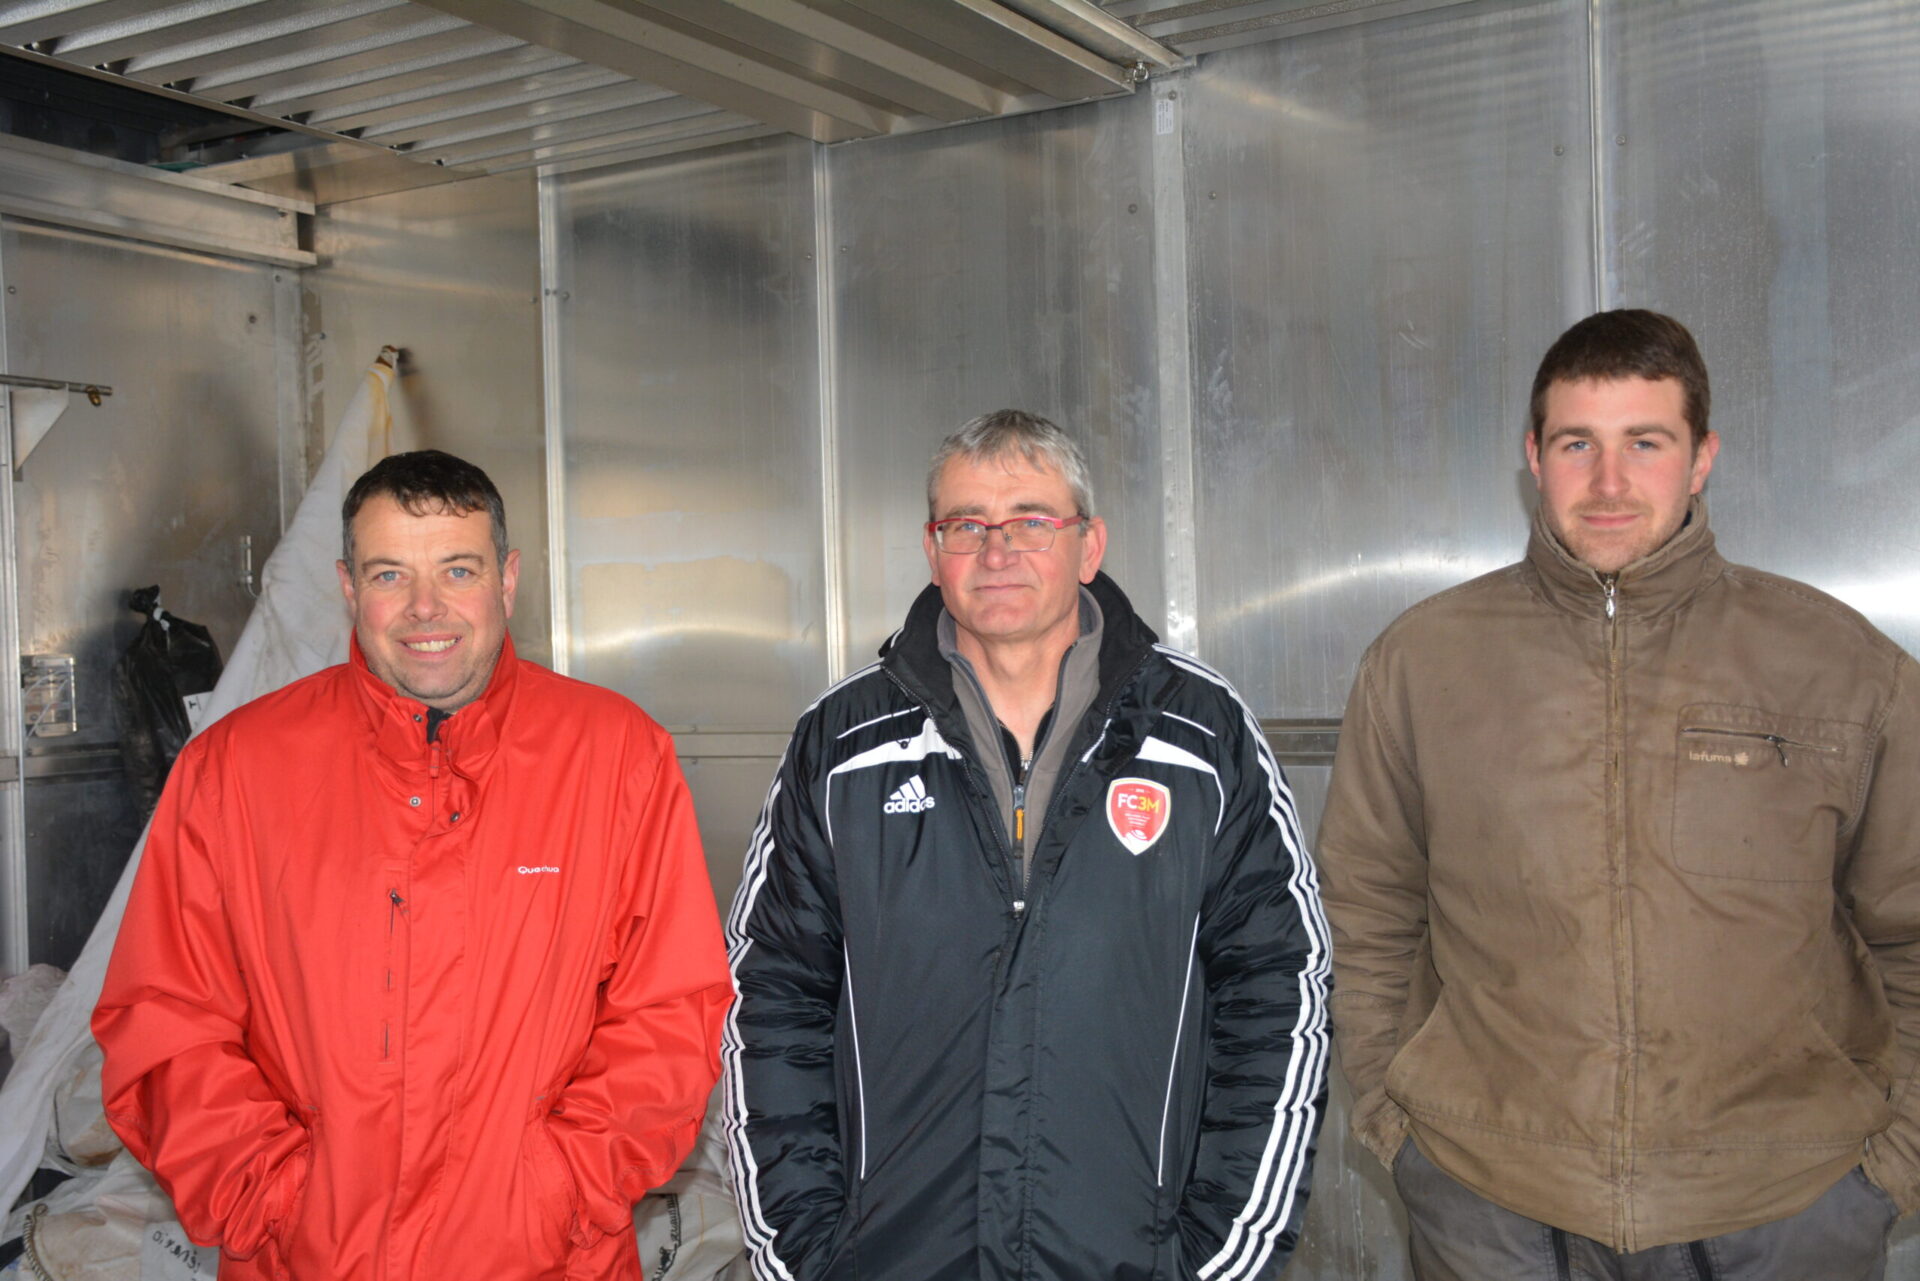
[{"xmin": 1671, "ymin": 703, "xmax": 1865, "ymax": 881}]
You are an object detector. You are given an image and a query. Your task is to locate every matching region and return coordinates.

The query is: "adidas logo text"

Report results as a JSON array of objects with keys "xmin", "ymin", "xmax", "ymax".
[{"xmin": 884, "ymin": 775, "xmax": 937, "ymax": 815}]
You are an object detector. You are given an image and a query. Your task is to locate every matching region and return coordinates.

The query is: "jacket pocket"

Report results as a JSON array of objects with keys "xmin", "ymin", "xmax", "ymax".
[
  {"xmin": 1382, "ymin": 989, "xmax": 1460, "ymax": 1114},
  {"xmin": 520, "ymin": 1114, "xmax": 579, "ymax": 1271},
  {"xmin": 1803, "ymin": 1005, "xmax": 1896, "ymax": 1139},
  {"xmin": 1671, "ymin": 704, "xmax": 1863, "ymax": 881}
]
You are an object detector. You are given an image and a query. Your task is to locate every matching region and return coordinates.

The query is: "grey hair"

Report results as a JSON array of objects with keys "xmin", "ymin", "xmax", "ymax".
[{"xmin": 925, "ymin": 410, "xmax": 1095, "ymax": 520}]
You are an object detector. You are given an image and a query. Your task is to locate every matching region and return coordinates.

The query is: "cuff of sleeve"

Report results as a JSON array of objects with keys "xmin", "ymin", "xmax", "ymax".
[{"xmin": 1354, "ymin": 1101, "xmax": 1412, "ymax": 1172}]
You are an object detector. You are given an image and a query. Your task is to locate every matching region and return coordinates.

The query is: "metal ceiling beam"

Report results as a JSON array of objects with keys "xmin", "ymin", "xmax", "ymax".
[
  {"xmin": 361, "ymin": 77, "xmax": 670, "ymax": 146},
  {"xmin": 413, "ymin": 0, "xmax": 901, "ymax": 142},
  {"xmin": 619, "ymin": 0, "xmax": 1014, "ymax": 122},
  {"xmin": 190, "ymin": 135, "xmax": 485, "ymax": 201},
  {"xmin": 460, "ymin": 104, "xmax": 757, "ymax": 169},
  {"xmin": 51, "ymin": 0, "xmax": 401, "ymax": 69},
  {"xmin": 322, "ymin": 62, "xmax": 619, "ymax": 132},
  {"xmin": 0, "ymin": 131, "xmax": 315, "ymax": 265},
  {"xmin": 528, "ymin": 120, "xmax": 776, "ymax": 178},
  {"xmin": 246, "ymin": 36, "xmax": 541, "ymax": 115},
  {"xmin": 0, "ymin": 0, "xmax": 173, "ymax": 49},
  {"xmin": 418, "ymin": 92, "xmax": 716, "ymax": 164},
  {"xmin": 833, "ymin": 0, "xmax": 1137, "ymax": 101},
  {"xmin": 154, "ymin": 17, "xmax": 478, "ymax": 95},
  {"xmin": 996, "ymin": 0, "xmax": 1182, "ymax": 70}
]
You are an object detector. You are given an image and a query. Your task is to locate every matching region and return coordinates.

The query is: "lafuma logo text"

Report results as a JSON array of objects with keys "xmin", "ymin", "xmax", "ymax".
[{"xmin": 884, "ymin": 775, "xmax": 936, "ymax": 815}]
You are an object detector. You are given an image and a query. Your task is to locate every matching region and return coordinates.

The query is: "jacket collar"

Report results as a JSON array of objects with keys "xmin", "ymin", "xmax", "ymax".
[
  {"xmin": 881, "ymin": 570, "xmax": 1160, "ymax": 732},
  {"xmin": 1524, "ymin": 495, "xmax": 1725, "ymax": 620},
  {"xmin": 349, "ymin": 631, "xmax": 517, "ymax": 779}
]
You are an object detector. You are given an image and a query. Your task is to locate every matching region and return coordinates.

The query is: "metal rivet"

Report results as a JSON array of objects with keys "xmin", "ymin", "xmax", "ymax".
[
  {"xmin": 1554, "ymin": 144, "xmax": 1565, "ymax": 156},
  {"xmin": 1127, "ymin": 203, "xmax": 1138, "ymax": 213},
  {"xmin": 409, "ymin": 796, "xmax": 421, "ymax": 807},
  {"xmin": 1616, "ymin": 134, "xmax": 1627, "ymax": 146},
  {"xmin": 1167, "ymin": 91, "xmax": 1178, "ymax": 101},
  {"xmin": 1209, "ymin": 191, "xmax": 1218, "ymax": 199},
  {"xmin": 413, "ymin": 714, "xmax": 423, "ymax": 722},
  {"xmin": 450, "ymin": 812, "xmax": 461, "ymax": 823}
]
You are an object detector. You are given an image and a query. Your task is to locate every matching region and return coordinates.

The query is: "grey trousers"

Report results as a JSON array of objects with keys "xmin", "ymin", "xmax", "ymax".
[{"xmin": 1392, "ymin": 1140, "xmax": 1898, "ymax": 1281}]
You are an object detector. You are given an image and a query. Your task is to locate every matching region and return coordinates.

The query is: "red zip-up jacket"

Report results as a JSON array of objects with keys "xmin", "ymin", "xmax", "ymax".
[{"xmin": 94, "ymin": 636, "xmax": 732, "ymax": 1280}]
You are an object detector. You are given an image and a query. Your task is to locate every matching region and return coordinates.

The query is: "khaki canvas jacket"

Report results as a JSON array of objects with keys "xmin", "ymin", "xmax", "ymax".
[{"xmin": 1318, "ymin": 500, "xmax": 1920, "ymax": 1251}]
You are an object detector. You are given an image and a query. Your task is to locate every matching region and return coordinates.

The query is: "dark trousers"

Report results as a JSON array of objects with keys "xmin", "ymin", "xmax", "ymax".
[{"xmin": 1393, "ymin": 1139, "xmax": 1897, "ymax": 1281}]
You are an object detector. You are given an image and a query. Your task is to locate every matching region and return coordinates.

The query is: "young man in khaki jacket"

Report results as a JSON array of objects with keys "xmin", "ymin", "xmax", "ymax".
[{"xmin": 1319, "ymin": 310, "xmax": 1918, "ymax": 1280}]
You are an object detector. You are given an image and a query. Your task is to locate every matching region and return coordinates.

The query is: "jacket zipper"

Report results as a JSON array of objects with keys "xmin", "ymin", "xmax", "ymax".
[
  {"xmin": 1013, "ymin": 759, "xmax": 1033, "ymax": 891},
  {"xmin": 384, "ymin": 888, "xmax": 406, "ymax": 1061},
  {"xmin": 1678, "ymin": 727, "xmax": 1840, "ymax": 767},
  {"xmin": 1551, "ymin": 1227, "xmax": 1572, "ymax": 1281},
  {"xmin": 1601, "ymin": 572, "xmax": 1637, "ymax": 1248},
  {"xmin": 1687, "ymin": 1240, "xmax": 1715, "ymax": 1280}
]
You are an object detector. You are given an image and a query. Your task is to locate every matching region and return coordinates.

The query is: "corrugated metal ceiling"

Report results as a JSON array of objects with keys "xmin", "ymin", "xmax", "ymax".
[
  {"xmin": 0, "ymin": 0, "xmax": 1183, "ymax": 203},
  {"xmin": 0, "ymin": 1, "xmax": 1443, "ymax": 204}
]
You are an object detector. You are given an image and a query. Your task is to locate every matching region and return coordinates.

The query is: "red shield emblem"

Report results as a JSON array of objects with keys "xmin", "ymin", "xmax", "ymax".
[{"xmin": 1106, "ymin": 778, "xmax": 1171, "ymax": 855}]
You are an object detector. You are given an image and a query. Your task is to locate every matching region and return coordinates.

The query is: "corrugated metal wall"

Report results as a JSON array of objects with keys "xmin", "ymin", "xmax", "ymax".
[
  {"xmin": 545, "ymin": 0, "xmax": 1920, "ymax": 1271},
  {"xmin": 3, "ymin": 0, "xmax": 1914, "ymax": 1270},
  {"xmin": 0, "ymin": 220, "xmax": 294, "ymax": 970}
]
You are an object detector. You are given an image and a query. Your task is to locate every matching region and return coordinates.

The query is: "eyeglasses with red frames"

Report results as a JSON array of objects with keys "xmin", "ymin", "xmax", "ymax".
[{"xmin": 926, "ymin": 514, "xmax": 1088, "ymax": 554}]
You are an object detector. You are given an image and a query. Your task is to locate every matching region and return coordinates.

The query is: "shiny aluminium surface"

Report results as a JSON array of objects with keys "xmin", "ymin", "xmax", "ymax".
[
  {"xmin": 1601, "ymin": 0, "xmax": 1920, "ymax": 660},
  {"xmin": 1184, "ymin": 0, "xmax": 1594, "ymax": 719},
  {"xmin": 546, "ymin": 136, "xmax": 824, "ymax": 905},
  {"xmin": 829, "ymin": 88, "xmax": 1168, "ymax": 659},
  {"xmin": 551, "ymin": 135, "xmax": 825, "ymax": 730},
  {"xmin": 0, "ymin": 219, "xmax": 289, "ymax": 972},
  {"xmin": 304, "ymin": 168, "xmax": 551, "ymax": 667}
]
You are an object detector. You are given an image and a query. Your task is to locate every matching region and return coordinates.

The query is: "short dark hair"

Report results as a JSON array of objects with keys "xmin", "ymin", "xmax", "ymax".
[
  {"xmin": 342, "ymin": 450, "xmax": 508, "ymax": 569},
  {"xmin": 1529, "ymin": 309, "xmax": 1711, "ymax": 448}
]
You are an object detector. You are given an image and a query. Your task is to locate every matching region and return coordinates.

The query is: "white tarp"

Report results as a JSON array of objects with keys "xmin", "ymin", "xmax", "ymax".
[{"xmin": 0, "ymin": 349, "xmax": 397, "ymax": 1256}]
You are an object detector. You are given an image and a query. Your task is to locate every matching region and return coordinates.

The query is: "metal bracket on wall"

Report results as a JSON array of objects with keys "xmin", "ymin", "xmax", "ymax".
[
  {"xmin": 1260, "ymin": 718, "xmax": 1342, "ymax": 767},
  {"xmin": 0, "ymin": 374, "xmax": 113, "ymax": 479}
]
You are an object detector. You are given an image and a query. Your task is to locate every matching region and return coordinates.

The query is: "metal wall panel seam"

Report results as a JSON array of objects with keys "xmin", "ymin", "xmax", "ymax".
[
  {"xmin": 1150, "ymin": 75, "xmax": 1201, "ymax": 656},
  {"xmin": 0, "ymin": 229, "xmax": 27, "ymax": 977},
  {"xmin": 272, "ymin": 267, "xmax": 308, "ymax": 536},
  {"xmin": 813, "ymin": 141, "xmax": 848, "ymax": 685},
  {"xmin": 1588, "ymin": 0, "xmax": 1609, "ymax": 307},
  {"xmin": 538, "ymin": 170, "xmax": 573, "ymax": 676}
]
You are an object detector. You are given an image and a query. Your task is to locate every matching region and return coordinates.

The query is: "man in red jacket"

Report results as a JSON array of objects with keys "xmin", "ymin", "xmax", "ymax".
[{"xmin": 94, "ymin": 450, "xmax": 733, "ymax": 1281}]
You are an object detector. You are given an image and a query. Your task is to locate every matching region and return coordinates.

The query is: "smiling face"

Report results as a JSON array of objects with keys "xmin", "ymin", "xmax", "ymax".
[
  {"xmin": 337, "ymin": 494, "xmax": 519, "ymax": 711},
  {"xmin": 923, "ymin": 451, "xmax": 1106, "ymax": 659},
  {"xmin": 1527, "ymin": 376, "xmax": 1720, "ymax": 574}
]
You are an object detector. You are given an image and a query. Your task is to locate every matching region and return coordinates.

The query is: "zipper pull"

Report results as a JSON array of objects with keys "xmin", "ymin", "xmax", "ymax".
[
  {"xmin": 1602, "ymin": 576, "xmax": 1618, "ymax": 620},
  {"xmin": 1765, "ymin": 734, "xmax": 1790, "ymax": 766},
  {"xmin": 389, "ymin": 888, "xmax": 405, "ymax": 931}
]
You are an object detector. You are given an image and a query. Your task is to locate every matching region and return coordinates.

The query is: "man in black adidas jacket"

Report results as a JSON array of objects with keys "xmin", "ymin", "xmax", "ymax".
[{"xmin": 724, "ymin": 410, "xmax": 1330, "ymax": 1280}]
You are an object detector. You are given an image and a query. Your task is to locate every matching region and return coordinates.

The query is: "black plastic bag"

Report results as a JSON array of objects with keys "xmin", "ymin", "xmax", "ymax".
[{"xmin": 112, "ymin": 586, "xmax": 224, "ymax": 819}]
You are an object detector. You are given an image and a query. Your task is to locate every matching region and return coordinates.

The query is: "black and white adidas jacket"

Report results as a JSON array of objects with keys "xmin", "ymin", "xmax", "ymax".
[{"xmin": 723, "ymin": 573, "xmax": 1329, "ymax": 1281}]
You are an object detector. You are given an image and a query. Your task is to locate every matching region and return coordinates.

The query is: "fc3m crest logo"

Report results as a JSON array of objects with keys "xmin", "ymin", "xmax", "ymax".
[{"xmin": 1106, "ymin": 778, "xmax": 1171, "ymax": 855}]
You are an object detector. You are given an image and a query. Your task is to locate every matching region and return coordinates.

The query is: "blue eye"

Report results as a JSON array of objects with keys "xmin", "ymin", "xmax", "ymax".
[
  {"xmin": 448, "ymin": 567, "xmax": 472, "ymax": 579},
  {"xmin": 374, "ymin": 570, "xmax": 400, "ymax": 583},
  {"xmin": 1012, "ymin": 518, "xmax": 1052, "ymax": 533},
  {"xmin": 952, "ymin": 520, "xmax": 987, "ymax": 536}
]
